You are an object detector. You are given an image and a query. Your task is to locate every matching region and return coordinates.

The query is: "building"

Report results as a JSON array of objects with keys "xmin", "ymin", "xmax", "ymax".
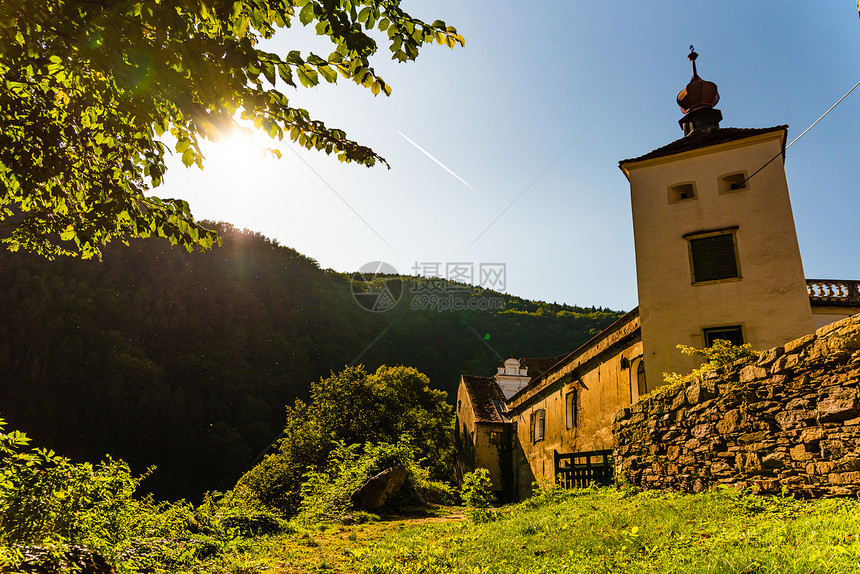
[{"xmin": 454, "ymin": 50, "xmax": 860, "ymax": 498}]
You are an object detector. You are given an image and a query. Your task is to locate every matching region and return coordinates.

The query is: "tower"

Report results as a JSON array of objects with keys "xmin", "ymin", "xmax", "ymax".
[{"xmin": 619, "ymin": 50, "xmax": 814, "ymax": 390}]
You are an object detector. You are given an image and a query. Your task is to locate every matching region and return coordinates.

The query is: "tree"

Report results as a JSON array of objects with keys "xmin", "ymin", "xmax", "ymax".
[
  {"xmin": 0, "ymin": 1, "xmax": 464, "ymax": 258},
  {"xmin": 234, "ymin": 364, "xmax": 453, "ymax": 515}
]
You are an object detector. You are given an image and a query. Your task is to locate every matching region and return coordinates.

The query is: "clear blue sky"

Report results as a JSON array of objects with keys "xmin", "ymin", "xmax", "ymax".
[{"xmin": 160, "ymin": 1, "xmax": 860, "ymax": 312}]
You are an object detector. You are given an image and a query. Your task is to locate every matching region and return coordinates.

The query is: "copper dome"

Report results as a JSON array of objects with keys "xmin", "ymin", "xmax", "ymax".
[{"xmin": 677, "ymin": 50, "xmax": 719, "ymax": 114}]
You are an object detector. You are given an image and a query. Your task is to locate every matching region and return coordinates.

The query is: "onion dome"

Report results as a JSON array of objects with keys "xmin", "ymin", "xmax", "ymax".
[{"xmin": 677, "ymin": 49, "xmax": 719, "ymax": 113}]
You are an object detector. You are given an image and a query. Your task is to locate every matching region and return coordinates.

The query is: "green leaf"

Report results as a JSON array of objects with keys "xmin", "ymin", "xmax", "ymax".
[
  {"xmin": 181, "ymin": 148, "xmax": 195, "ymax": 167},
  {"xmin": 297, "ymin": 66, "xmax": 318, "ymax": 87},
  {"xmin": 299, "ymin": 3, "xmax": 314, "ymax": 26}
]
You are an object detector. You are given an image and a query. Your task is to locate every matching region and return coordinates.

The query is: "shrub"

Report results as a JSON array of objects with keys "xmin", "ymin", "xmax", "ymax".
[
  {"xmin": 297, "ymin": 438, "xmax": 453, "ymax": 524},
  {"xmin": 663, "ymin": 339, "xmax": 759, "ymax": 386},
  {"xmin": 461, "ymin": 468, "xmax": 496, "ymax": 522}
]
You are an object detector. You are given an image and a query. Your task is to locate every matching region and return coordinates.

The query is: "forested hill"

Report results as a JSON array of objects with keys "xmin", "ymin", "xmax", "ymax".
[{"xmin": 0, "ymin": 223, "xmax": 624, "ymax": 501}]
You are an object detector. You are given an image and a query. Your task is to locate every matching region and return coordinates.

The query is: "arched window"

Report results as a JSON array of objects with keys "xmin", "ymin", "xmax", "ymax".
[
  {"xmin": 637, "ymin": 361, "xmax": 647, "ymax": 396},
  {"xmin": 565, "ymin": 391, "xmax": 577, "ymax": 429}
]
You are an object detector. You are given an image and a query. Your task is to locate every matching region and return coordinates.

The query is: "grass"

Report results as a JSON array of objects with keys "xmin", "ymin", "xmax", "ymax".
[
  {"xmin": 11, "ymin": 487, "xmax": 858, "ymax": 573},
  {"xmin": 314, "ymin": 486, "xmax": 860, "ymax": 574}
]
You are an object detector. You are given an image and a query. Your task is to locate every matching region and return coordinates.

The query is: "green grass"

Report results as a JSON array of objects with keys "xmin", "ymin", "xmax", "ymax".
[{"xmin": 346, "ymin": 486, "xmax": 860, "ymax": 574}]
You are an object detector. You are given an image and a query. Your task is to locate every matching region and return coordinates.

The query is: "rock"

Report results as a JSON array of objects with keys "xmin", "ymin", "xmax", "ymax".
[
  {"xmin": 350, "ymin": 464, "xmax": 408, "ymax": 510},
  {"xmin": 715, "ymin": 409, "xmax": 743, "ymax": 434},
  {"xmin": 686, "ymin": 383, "xmax": 717, "ymax": 405},
  {"xmin": 4, "ymin": 546, "xmax": 115, "ymax": 574},
  {"xmin": 739, "ymin": 365, "xmax": 768, "ymax": 384},
  {"xmin": 756, "ymin": 347, "xmax": 785, "ymax": 368},
  {"xmin": 817, "ymin": 388, "xmax": 860, "ymax": 422},
  {"xmin": 762, "ymin": 452, "xmax": 788, "ymax": 469},
  {"xmin": 784, "ymin": 333, "xmax": 815, "ymax": 355}
]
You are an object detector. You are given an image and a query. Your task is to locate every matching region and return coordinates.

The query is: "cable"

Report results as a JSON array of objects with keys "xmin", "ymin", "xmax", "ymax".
[{"xmin": 738, "ymin": 78, "xmax": 860, "ymax": 188}]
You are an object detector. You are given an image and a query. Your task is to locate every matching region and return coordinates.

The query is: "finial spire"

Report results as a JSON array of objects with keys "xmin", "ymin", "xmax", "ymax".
[
  {"xmin": 676, "ymin": 48, "xmax": 721, "ymax": 135},
  {"xmin": 688, "ymin": 46, "xmax": 699, "ymax": 79}
]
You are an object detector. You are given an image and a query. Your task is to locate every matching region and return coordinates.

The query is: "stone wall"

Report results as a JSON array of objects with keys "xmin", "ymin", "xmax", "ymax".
[{"xmin": 612, "ymin": 314, "xmax": 860, "ymax": 497}]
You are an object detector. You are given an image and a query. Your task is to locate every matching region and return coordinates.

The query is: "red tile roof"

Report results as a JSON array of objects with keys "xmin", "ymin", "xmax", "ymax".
[{"xmin": 461, "ymin": 375, "xmax": 507, "ymax": 423}]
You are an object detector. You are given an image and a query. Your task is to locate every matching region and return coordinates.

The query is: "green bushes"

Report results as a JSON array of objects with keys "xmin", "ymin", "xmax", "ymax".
[
  {"xmin": 235, "ymin": 365, "xmax": 454, "ymax": 517},
  {"xmin": 298, "ymin": 439, "xmax": 454, "ymax": 524},
  {"xmin": 461, "ymin": 469, "xmax": 496, "ymax": 522},
  {"xmin": 0, "ymin": 418, "xmax": 288, "ymax": 573}
]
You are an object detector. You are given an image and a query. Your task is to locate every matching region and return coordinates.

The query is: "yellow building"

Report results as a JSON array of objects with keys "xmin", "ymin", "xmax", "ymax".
[{"xmin": 454, "ymin": 51, "xmax": 860, "ymax": 497}]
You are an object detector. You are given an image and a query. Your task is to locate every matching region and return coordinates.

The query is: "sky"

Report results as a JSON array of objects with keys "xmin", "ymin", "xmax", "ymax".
[{"xmin": 159, "ymin": 1, "xmax": 860, "ymax": 312}]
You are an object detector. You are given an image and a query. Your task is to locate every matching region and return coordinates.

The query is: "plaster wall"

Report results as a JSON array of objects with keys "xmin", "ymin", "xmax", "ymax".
[
  {"xmin": 624, "ymin": 131, "xmax": 815, "ymax": 388},
  {"xmin": 509, "ymin": 338, "xmax": 642, "ymax": 498}
]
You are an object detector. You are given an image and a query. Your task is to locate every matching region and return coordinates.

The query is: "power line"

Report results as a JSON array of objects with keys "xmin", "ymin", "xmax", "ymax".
[{"xmin": 739, "ymin": 78, "xmax": 860, "ymax": 188}]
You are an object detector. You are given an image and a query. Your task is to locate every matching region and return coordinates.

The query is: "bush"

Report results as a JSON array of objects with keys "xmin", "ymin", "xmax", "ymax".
[
  {"xmin": 0, "ymin": 417, "xmax": 290, "ymax": 573},
  {"xmin": 461, "ymin": 468, "xmax": 496, "ymax": 522},
  {"xmin": 297, "ymin": 438, "xmax": 453, "ymax": 524}
]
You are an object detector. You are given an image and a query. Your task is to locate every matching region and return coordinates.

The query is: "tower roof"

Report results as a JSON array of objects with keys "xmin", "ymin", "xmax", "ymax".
[
  {"xmin": 677, "ymin": 49, "xmax": 720, "ymax": 113},
  {"xmin": 618, "ymin": 125, "xmax": 787, "ymax": 168}
]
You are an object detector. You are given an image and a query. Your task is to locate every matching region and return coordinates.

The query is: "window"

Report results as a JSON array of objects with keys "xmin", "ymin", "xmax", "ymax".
[
  {"xmin": 703, "ymin": 325, "xmax": 744, "ymax": 347},
  {"xmin": 530, "ymin": 409, "xmax": 545, "ymax": 443},
  {"xmin": 687, "ymin": 229, "xmax": 740, "ymax": 283},
  {"xmin": 565, "ymin": 391, "xmax": 577, "ymax": 429},
  {"xmin": 719, "ymin": 172, "xmax": 748, "ymax": 193},
  {"xmin": 668, "ymin": 182, "xmax": 696, "ymax": 203},
  {"xmin": 637, "ymin": 361, "xmax": 647, "ymax": 397}
]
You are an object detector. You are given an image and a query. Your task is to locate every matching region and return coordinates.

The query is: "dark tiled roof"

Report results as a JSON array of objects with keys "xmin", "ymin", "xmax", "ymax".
[
  {"xmin": 461, "ymin": 375, "xmax": 507, "ymax": 423},
  {"xmin": 520, "ymin": 356, "xmax": 567, "ymax": 383},
  {"xmin": 619, "ymin": 126, "xmax": 787, "ymax": 166}
]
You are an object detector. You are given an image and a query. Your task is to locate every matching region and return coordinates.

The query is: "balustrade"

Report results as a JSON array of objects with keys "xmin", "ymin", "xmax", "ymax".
[{"xmin": 807, "ymin": 279, "xmax": 860, "ymax": 307}]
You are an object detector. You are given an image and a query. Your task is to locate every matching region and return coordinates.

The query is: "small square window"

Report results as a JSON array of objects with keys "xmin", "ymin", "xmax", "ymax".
[
  {"xmin": 719, "ymin": 172, "xmax": 748, "ymax": 193},
  {"xmin": 669, "ymin": 183, "xmax": 696, "ymax": 203},
  {"xmin": 703, "ymin": 325, "xmax": 744, "ymax": 347},
  {"xmin": 687, "ymin": 230, "xmax": 740, "ymax": 283}
]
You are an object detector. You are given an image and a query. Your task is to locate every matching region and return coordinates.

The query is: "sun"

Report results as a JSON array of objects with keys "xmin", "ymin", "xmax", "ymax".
[{"xmin": 203, "ymin": 128, "xmax": 279, "ymax": 172}]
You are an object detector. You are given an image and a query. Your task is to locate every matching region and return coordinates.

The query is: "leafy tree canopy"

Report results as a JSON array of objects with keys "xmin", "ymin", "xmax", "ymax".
[{"xmin": 0, "ymin": 1, "xmax": 463, "ymax": 258}]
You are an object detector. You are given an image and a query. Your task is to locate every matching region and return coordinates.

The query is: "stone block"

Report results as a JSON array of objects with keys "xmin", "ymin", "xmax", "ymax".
[
  {"xmin": 685, "ymin": 438, "xmax": 701, "ymax": 451},
  {"xmin": 671, "ymin": 391, "xmax": 687, "ymax": 410},
  {"xmin": 692, "ymin": 423, "xmax": 713, "ymax": 439},
  {"xmin": 784, "ymin": 333, "xmax": 815, "ymax": 355},
  {"xmin": 800, "ymin": 427, "xmax": 825, "ymax": 443},
  {"xmin": 827, "ymin": 471, "xmax": 860, "ymax": 485},
  {"xmin": 612, "ymin": 408, "xmax": 630, "ymax": 424},
  {"xmin": 686, "ymin": 383, "xmax": 717, "ymax": 406},
  {"xmin": 790, "ymin": 444, "xmax": 814, "ymax": 462},
  {"xmin": 775, "ymin": 410, "xmax": 815, "ymax": 429},
  {"xmin": 762, "ymin": 452, "xmax": 789, "ymax": 469},
  {"xmin": 817, "ymin": 388, "xmax": 860, "ymax": 422},
  {"xmin": 666, "ymin": 445, "xmax": 681, "ymax": 461},
  {"xmin": 756, "ymin": 347, "xmax": 785, "ymax": 368},
  {"xmin": 739, "ymin": 365, "xmax": 768, "ymax": 384},
  {"xmin": 716, "ymin": 409, "xmax": 743, "ymax": 434},
  {"xmin": 738, "ymin": 431, "xmax": 767, "ymax": 444},
  {"xmin": 834, "ymin": 457, "xmax": 860, "ymax": 472}
]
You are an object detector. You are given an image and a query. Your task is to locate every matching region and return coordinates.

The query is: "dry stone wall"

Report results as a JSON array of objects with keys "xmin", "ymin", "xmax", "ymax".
[{"xmin": 612, "ymin": 314, "xmax": 860, "ymax": 497}]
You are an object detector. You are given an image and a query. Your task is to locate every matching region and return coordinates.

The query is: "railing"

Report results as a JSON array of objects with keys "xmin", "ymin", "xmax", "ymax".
[
  {"xmin": 807, "ymin": 279, "xmax": 860, "ymax": 308},
  {"xmin": 554, "ymin": 449, "xmax": 613, "ymax": 489}
]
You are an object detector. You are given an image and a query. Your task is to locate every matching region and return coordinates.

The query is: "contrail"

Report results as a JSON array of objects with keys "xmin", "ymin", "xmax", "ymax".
[{"xmin": 397, "ymin": 130, "xmax": 485, "ymax": 199}]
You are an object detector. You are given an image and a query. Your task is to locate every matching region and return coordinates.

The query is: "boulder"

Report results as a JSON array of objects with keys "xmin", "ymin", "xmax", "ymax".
[{"xmin": 350, "ymin": 464, "xmax": 408, "ymax": 510}]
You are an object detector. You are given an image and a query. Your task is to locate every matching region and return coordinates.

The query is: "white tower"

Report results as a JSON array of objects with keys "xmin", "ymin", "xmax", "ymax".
[{"xmin": 619, "ymin": 50, "xmax": 814, "ymax": 390}]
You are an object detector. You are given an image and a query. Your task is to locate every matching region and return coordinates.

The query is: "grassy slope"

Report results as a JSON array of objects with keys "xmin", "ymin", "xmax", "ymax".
[{"xmin": 261, "ymin": 487, "xmax": 860, "ymax": 574}]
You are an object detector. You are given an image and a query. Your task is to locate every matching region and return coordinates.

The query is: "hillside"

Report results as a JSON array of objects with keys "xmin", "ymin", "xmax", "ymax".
[{"xmin": 0, "ymin": 224, "xmax": 623, "ymax": 501}]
